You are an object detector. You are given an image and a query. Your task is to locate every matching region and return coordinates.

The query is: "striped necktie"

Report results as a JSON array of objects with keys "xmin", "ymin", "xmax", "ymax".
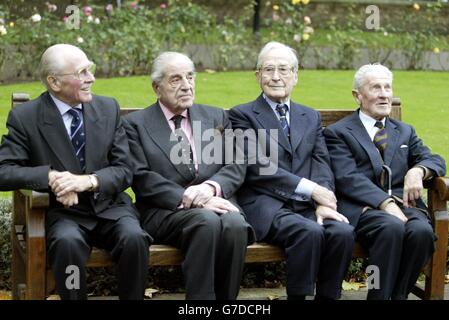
[
  {"xmin": 67, "ymin": 108, "xmax": 86, "ymax": 171},
  {"xmin": 276, "ymin": 104, "xmax": 290, "ymax": 139},
  {"xmin": 373, "ymin": 121, "xmax": 387, "ymax": 158},
  {"xmin": 171, "ymin": 115, "xmax": 196, "ymax": 179}
]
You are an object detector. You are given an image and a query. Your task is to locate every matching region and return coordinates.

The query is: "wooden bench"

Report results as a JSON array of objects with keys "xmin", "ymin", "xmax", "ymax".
[{"xmin": 9, "ymin": 93, "xmax": 449, "ymax": 300}]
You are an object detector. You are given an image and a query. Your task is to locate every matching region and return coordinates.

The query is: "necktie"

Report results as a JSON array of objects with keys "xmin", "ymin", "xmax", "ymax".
[
  {"xmin": 67, "ymin": 108, "xmax": 86, "ymax": 171},
  {"xmin": 171, "ymin": 115, "xmax": 196, "ymax": 178},
  {"xmin": 373, "ymin": 121, "xmax": 387, "ymax": 158},
  {"xmin": 276, "ymin": 104, "xmax": 290, "ymax": 139}
]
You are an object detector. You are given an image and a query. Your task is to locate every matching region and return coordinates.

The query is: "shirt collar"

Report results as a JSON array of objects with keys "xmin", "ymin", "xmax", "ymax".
[
  {"xmin": 159, "ymin": 100, "xmax": 189, "ymax": 122},
  {"xmin": 49, "ymin": 94, "xmax": 82, "ymax": 116},
  {"xmin": 263, "ymin": 94, "xmax": 291, "ymax": 113},
  {"xmin": 359, "ymin": 109, "xmax": 386, "ymax": 128}
]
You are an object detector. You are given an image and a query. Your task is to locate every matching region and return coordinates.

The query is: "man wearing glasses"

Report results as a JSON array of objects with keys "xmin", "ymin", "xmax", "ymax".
[
  {"xmin": 122, "ymin": 51, "xmax": 254, "ymax": 300},
  {"xmin": 229, "ymin": 41, "xmax": 354, "ymax": 300},
  {"xmin": 0, "ymin": 44, "xmax": 151, "ymax": 299}
]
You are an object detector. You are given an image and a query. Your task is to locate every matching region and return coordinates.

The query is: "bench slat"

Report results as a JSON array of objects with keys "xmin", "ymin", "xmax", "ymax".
[{"xmin": 86, "ymin": 242, "xmax": 368, "ymax": 268}]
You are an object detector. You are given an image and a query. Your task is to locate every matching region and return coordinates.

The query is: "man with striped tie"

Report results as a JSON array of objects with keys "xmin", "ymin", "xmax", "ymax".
[
  {"xmin": 229, "ymin": 42, "xmax": 355, "ymax": 300},
  {"xmin": 0, "ymin": 44, "xmax": 151, "ymax": 299},
  {"xmin": 324, "ymin": 63, "xmax": 446, "ymax": 299}
]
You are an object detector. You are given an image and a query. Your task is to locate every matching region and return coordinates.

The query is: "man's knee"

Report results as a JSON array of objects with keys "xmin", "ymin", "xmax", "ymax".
[{"xmin": 375, "ymin": 213, "xmax": 406, "ymax": 239}]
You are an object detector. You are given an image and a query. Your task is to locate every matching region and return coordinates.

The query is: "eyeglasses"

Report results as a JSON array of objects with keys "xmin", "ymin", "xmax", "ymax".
[
  {"xmin": 167, "ymin": 72, "xmax": 195, "ymax": 88},
  {"xmin": 55, "ymin": 62, "xmax": 96, "ymax": 81},
  {"xmin": 260, "ymin": 65, "xmax": 294, "ymax": 77}
]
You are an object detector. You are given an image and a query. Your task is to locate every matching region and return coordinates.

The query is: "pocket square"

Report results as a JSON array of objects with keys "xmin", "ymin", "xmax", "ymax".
[{"xmin": 400, "ymin": 144, "xmax": 408, "ymax": 148}]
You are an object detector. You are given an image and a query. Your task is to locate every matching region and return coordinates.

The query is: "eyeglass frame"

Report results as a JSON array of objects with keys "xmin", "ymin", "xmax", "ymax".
[
  {"xmin": 53, "ymin": 62, "xmax": 96, "ymax": 81},
  {"xmin": 258, "ymin": 64, "xmax": 296, "ymax": 77}
]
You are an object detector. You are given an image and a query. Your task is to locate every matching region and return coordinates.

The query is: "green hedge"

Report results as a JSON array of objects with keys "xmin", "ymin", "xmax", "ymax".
[{"xmin": 1, "ymin": 0, "xmax": 447, "ymax": 82}]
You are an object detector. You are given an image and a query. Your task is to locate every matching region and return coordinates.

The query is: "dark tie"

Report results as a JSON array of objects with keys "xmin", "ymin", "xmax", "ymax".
[
  {"xmin": 276, "ymin": 104, "xmax": 290, "ymax": 139},
  {"xmin": 67, "ymin": 108, "xmax": 86, "ymax": 171},
  {"xmin": 171, "ymin": 115, "xmax": 196, "ymax": 178},
  {"xmin": 373, "ymin": 121, "xmax": 387, "ymax": 158}
]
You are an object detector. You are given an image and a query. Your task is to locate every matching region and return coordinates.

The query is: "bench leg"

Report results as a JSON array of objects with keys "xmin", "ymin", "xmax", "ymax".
[
  {"xmin": 424, "ymin": 210, "xmax": 448, "ymax": 299},
  {"xmin": 24, "ymin": 207, "xmax": 47, "ymax": 300}
]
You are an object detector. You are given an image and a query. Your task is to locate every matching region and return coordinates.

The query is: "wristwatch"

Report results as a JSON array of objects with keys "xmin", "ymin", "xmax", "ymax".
[{"xmin": 88, "ymin": 174, "xmax": 99, "ymax": 192}]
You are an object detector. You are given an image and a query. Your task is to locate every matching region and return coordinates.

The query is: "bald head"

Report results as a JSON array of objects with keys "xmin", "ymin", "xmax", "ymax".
[{"xmin": 39, "ymin": 44, "xmax": 88, "ymax": 88}]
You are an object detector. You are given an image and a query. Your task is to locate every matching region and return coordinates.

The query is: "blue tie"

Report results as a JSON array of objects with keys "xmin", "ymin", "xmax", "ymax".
[
  {"xmin": 67, "ymin": 108, "xmax": 86, "ymax": 171},
  {"xmin": 276, "ymin": 104, "xmax": 290, "ymax": 139}
]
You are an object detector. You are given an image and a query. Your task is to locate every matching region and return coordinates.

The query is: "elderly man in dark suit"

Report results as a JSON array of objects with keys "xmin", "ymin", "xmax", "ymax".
[
  {"xmin": 228, "ymin": 41, "xmax": 355, "ymax": 300},
  {"xmin": 323, "ymin": 63, "xmax": 446, "ymax": 299},
  {"xmin": 0, "ymin": 44, "xmax": 151, "ymax": 299},
  {"xmin": 123, "ymin": 51, "xmax": 254, "ymax": 300}
]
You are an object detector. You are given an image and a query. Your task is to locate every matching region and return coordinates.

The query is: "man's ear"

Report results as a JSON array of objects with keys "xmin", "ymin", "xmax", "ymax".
[
  {"xmin": 352, "ymin": 90, "xmax": 361, "ymax": 105},
  {"xmin": 152, "ymin": 81, "xmax": 160, "ymax": 98},
  {"xmin": 255, "ymin": 70, "xmax": 261, "ymax": 82},
  {"xmin": 47, "ymin": 75, "xmax": 61, "ymax": 92}
]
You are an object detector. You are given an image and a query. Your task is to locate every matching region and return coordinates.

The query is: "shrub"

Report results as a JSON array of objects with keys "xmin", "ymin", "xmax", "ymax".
[{"xmin": 0, "ymin": 198, "xmax": 12, "ymax": 290}]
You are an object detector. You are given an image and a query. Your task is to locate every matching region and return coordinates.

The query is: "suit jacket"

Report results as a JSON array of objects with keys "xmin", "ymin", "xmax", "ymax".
[
  {"xmin": 122, "ymin": 102, "xmax": 246, "ymax": 226},
  {"xmin": 0, "ymin": 92, "xmax": 135, "ymax": 228},
  {"xmin": 229, "ymin": 94, "xmax": 335, "ymax": 240},
  {"xmin": 323, "ymin": 110, "xmax": 446, "ymax": 226}
]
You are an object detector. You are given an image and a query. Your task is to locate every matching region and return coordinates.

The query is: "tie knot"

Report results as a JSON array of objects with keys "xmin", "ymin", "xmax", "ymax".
[
  {"xmin": 276, "ymin": 104, "xmax": 288, "ymax": 117},
  {"xmin": 67, "ymin": 108, "xmax": 81, "ymax": 119},
  {"xmin": 171, "ymin": 115, "xmax": 183, "ymax": 129},
  {"xmin": 374, "ymin": 121, "xmax": 384, "ymax": 129}
]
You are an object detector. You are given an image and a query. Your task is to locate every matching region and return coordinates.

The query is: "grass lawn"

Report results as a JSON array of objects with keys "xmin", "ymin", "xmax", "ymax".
[{"xmin": 0, "ymin": 70, "xmax": 448, "ymax": 193}]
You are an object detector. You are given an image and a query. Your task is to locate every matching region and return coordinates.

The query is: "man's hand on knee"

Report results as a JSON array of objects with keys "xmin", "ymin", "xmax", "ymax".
[{"xmin": 315, "ymin": 205, "xmax": 349, "ymax": 225}]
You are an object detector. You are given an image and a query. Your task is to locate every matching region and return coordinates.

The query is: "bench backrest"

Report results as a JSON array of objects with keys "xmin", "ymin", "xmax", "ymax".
[{"xmin": 11, "ymin": 93, "xmax": 402, "ymax": 125}]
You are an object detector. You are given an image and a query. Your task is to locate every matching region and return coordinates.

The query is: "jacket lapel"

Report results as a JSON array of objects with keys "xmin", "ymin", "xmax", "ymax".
[
  {"xmin": 346, "ymin": 111, "xmax": 384, "ymax": 178},
  {"xmin": 289, "ymin": 102, "xmax": 308, "ymax": 152},
  {"xmin": 253, "ymin": 95, "xmax": 292, "ymax": 154},
  {"xmin": 37, "ymin": 92, "xmax": 81, "ymax": 172},
  {"xmin": 83, "ymin": 101, "xmax": 103, "ymax": 173},
  {"xmin": 382, "ymin": 118, "xmax": 400, "ymax": 166},
  {"xmin": 142, "ymin": 103, "xmax": 195, "ymax": 182}
]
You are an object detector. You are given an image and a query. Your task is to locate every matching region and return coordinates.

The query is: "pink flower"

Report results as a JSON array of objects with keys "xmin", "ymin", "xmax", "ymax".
[
  {"xmin": 82, "ymin": 6, "xmax": 92, "ymax": 16},
  {"xmin": 272, "ymin": 13, "xmax": 280, "ymax": 22},
  {"xmin": 63, "ymin": 16, "xmax": 68, "ymax": 23},
  {"xmin": 160, "ymin": 3, "xmax": 167, "ymax": 9},
  {"xmin": 130, "ymin": 1, "xmax": 138, "ymax": 9},
  {"xmin": 105, "ymin": 4, "xmax": 113, "ymax": 12}
]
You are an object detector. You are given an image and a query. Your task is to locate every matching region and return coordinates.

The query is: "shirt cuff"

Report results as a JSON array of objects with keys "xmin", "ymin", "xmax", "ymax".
[
  {"xmin": 291, "ymin": 178, "xmax": 317, "ymax": 201},
  {"xmin": 415, "ymin": 165, "xmax": 433, "ymax": 180},
  {"xmin": 203, "ymin": 180, "xmax": 222, "ymax": 198}
]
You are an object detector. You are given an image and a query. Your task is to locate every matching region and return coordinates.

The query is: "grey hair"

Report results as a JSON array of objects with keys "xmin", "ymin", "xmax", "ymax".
[
  {"xmin": 151, "ymin": 52, "xmax": 195, "ymax": 84},
  {"xmin": 38, "ymin": 44, "xmax": 85, "ymax": 89},
  {"xmin": 256, "ymin": 41, "xmax": 299, "ymax": 72},
  {"xmin": 353, "ymin": 63, "xmax": 393, "ymax": 91}
]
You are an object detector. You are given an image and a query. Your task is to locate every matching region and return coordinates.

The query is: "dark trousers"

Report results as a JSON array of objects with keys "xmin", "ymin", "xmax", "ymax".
[
  {"xmin": 144, "ymin": 208, "xmax": 251, "ymax": 300},
  {"xmin": 266, "ymin": 206, "xmax": 355, "ymax": 299},
  {"xmin": 47, "ymin": 213, "xmax": 151, "ymax": 300},
  {"xmin": 356, "ymin": 207, "xmax": 436, "ymax": 300}
]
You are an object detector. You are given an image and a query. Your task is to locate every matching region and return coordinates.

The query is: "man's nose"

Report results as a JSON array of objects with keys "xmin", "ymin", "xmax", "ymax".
[
  {"xmin": 379, "ymin": 87, "xmax": 388, "ymax": 97},
  {"xmin": 271, "ymin": 69, "xmax": 281, "ymax": 80}
]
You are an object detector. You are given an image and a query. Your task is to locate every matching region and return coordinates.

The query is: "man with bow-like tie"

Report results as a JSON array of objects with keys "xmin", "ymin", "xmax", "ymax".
[
  {"xmin": 324, "ymin": 63, "xmax": 446, "ymax": 299},
  {"xmin": 229, "ymin": 41, "xmax": 355, "ymax": 300}
]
